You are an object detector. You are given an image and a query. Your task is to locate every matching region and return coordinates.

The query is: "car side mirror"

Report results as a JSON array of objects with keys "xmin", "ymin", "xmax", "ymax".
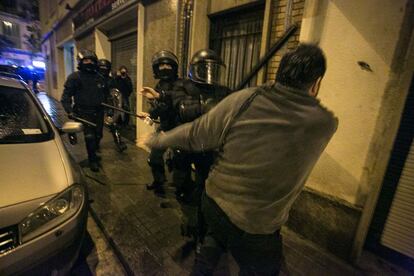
[{"xmin": 61, "ymin": 121, "xmax": 84, "ymax": 133}]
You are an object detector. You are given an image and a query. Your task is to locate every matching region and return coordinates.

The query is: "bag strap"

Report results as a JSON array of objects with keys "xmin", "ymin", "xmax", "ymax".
[{"xmin": 220, "ymin": 87, "xmax": 265, "ymax": 150}]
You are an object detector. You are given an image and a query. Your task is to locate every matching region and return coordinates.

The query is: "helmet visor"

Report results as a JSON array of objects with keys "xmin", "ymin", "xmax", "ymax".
[{"xmin": 190, "ymin": 61, "xmax": 226, "ymax": 86}]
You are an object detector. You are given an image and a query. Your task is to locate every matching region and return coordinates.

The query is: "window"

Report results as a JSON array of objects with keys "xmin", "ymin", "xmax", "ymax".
[
  {"xmin": 1, "ymin": 21, "xmax": 19, "ymax": 37},
  {"xmin": 0, "ymin": 86, "xmax": 52, "ymax": 144},
  {"xmin": 1, "ymin": 20, "xmax": 20, "ymax": 48},
  {"xmin": 209, "ymin": 4, "xmax": 265, "ymax": 90}
]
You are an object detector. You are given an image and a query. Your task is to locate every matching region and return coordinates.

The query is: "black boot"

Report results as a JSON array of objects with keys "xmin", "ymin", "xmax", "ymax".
[
  {"xmin": 116, "ymin": 142, "xmax": 127, "ymax": 153},
  {"xmin": 89, "ymin": 160, "xmax": 99, "ymax": 172},
  {"xmin": 154, "ymin": 186, "xmax": 166, "ymax": 196},
  {"xmin": 146, "ymin": 181, "xmax": 162, "ymax": 190},
  {"xmin": 68, "ymin": 133, "xmax": 78, "ymax": 145},
  {"xmin": 147, "ymin": 181, "xmax": 166, "ymax": 196}
]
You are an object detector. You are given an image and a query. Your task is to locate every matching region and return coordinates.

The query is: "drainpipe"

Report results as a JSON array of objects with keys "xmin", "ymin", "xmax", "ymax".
[
  {"xmin": 181, "ymin": 0, "xmax": 193, "ymax": 77},
  {"xmin": 285, "ymin": 0, "xmax": 294, "ymax": 29},
  {"xmin": 283, "ymin": 0, "xmax": 294, "ymax": 54}
]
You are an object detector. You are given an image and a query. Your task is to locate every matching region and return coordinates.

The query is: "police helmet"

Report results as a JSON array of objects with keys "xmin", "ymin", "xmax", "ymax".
[
  {"xmin": 151, "ymin": 50, "xmax": 178, "ymax": 80},
  {"xmin": 188, "ymin": 49, "xmax": 225, "ymax": 86},
  {"xmin": 77, "ymin": 49, "xmax": 98, "ymax": 72},
  {"xmin": 98, "ymin": 59, "xmax": 112, "ymax": 76}
]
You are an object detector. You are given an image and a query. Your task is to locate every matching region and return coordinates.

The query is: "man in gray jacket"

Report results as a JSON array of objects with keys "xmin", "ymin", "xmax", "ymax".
[{"xmin": 144, "ymin": 44, "xmax": 338, "ymax": 275}]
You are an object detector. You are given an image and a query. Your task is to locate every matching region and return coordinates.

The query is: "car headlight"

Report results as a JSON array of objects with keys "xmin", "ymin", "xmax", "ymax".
[{"xmin": 18, "ymin": 184, "xmax": 85, "ymax": 243}]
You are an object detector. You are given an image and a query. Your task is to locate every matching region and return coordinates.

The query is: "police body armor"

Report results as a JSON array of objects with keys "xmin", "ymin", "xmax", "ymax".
[
  {"xmin": 105, "ymin": 88, "xmax": 127, "ymax": 152},
  {"xmin": 105, "ymin": 88, "xmax": 123, "ymax": 125}
]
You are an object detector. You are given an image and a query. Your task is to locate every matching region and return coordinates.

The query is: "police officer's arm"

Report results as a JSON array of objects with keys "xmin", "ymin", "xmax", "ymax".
[
  {"xmin": 61, "ymin": 73, "xmax": 78, "ymax": 114},
  {"xmin": 148, "ymin": 100, "xmax": 161, "ymax": 119},
  {"xmin": 148, "ymin": 92, "xmax": 244, "ymax": 152}
]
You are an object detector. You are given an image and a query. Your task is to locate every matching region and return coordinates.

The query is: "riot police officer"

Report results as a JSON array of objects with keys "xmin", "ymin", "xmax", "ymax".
[
  {"xmin": 173, "ymin": 49, "xmax": 230, "ymax": 193},
  {"xmin": 173, "ymin": 49, "xmax": 231, "ymax": 240},
  {"xmin": 61, "ymin": 50, "xmax": 108, "ymax": 172},
  {"xmin": 98, "ymin": 59, "xmax": 113, "ymax": 83},
  {"xmin": 141, "ymin": 49, "xmax": 231, "ymax": 241},
  {"xmin": 98, "ymin": 59, "xmax": 127, "ymax": 153},
  {"xmin": 173, "ymin": 49, "xmax": 230, "ymax": 243},
  {"xmin": 144, "ymin": 50, "xmax": 183, "ymax": 195}
]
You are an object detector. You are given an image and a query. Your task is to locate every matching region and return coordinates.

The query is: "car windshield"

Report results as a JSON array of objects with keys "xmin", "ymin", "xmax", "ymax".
[{"xmin": 0, "ymin": 85, "xmax": 52, "ymax": 144}]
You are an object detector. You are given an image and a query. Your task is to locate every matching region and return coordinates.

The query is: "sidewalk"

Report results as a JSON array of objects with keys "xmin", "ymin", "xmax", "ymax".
[{"xmin": 38, "ymin": 93, "xmax": 411, "ymax": 276}]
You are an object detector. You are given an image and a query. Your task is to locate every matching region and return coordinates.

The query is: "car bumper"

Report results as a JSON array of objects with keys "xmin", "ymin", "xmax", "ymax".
[{"xmin": 0, "ymin": 193, "xmax": 88, "ymax": 276}]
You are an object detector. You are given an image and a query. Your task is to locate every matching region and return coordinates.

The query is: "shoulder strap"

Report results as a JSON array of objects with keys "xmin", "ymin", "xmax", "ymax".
[{"xmin": 220, "ymin": 87, "xmax": 264, "ymax": 149}]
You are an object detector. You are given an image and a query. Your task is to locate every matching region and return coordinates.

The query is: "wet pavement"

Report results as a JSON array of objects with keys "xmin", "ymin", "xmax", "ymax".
[
  {"xmin": 38, "ymin": 92, "xmax": 411, "ymax": 276},
  {"xmin": 71, "ymin": 216, "xmax": 126, "ymax": 275}
]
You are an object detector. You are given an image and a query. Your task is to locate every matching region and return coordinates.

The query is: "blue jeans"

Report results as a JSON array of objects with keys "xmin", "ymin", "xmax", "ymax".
[{"xmin": 192, "ymin": 193, "xmax": 283, "ymax": 276}]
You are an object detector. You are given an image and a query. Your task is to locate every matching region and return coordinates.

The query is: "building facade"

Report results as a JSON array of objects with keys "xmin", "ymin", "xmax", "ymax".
[
  {"xmin": 0, "ymin": 11, "xmax": 43, "ymax": 67},
  {"xmin": 38, "ymin": 0, "xmax": 414, "ymax": 268}
]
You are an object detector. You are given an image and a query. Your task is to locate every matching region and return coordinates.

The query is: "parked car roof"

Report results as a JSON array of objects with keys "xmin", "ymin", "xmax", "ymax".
[
  {"xmin": 0, "ymin": 72, "xmax": 23, "ymax": 80},
  {"xmin": 0, "ymin": 64, "xmax": 18, "ymax": 74},
  {"xmin": 0, "ymin": 76, "xmax": 26, "ymax": 89}
]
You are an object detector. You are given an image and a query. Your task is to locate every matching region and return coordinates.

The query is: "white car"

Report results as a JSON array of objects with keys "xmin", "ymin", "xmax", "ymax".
[{"xmin": 0, "ymin": 77, "xmax": 88, "ymax": 275}]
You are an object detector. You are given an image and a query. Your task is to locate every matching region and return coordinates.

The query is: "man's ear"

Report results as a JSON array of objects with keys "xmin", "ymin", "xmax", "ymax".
[{"xmin": 309, "ymin": 77, "xmax": 322, "ymax": 97}]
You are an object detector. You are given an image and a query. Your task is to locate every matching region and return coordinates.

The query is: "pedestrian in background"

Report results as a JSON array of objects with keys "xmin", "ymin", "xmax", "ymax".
[
  {"xmin": 113, "ymin": 65, "xmax": 133, "ymax": 126},
  {"xmin": 144, "ymin": 44, "xmax": 338, "ymax": 275}
]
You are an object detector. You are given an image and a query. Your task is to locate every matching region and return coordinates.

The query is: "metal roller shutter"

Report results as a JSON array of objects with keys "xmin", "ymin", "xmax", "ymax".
[
  {"xmin": 366, "ymin": 75, "xmax": 414, "ymax": 262},
  {"xmin": 111, "ymin": 33, "xmax": 137, "ymax": 124},
  {"xmin": 381, "ymin": 140, "xmax": 414, "ymax": 258},
  {"xmin": 111, "ymin": 33, "xmax": 137, "ymax": 87}
]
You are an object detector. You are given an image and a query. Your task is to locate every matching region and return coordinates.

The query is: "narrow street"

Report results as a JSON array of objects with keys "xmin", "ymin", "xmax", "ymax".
[
  {"xmin": 37, "ymin": 93, "xmax": 411, "ymax": 276},
  {"xmin": 1, "ymin": 0, "xmax": 413, "ymax": 274}
]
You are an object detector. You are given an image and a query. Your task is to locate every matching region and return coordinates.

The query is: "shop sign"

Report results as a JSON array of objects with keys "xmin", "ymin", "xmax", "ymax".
[{"xmin": 73, "ymin": 0, "xmax": 130, "ymax": 30}]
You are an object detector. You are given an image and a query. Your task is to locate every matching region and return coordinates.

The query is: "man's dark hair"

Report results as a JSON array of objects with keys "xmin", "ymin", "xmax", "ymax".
[{"xmin": 275, "ymin": 44, "xmax": 326, "ymax": 90}]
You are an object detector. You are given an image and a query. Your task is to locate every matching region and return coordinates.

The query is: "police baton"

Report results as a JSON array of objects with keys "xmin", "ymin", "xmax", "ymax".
[
  {"xmin": 101, "ymin": 103, "xmax": 160, "ymax": 124},
  {"xmin": 101, "ymin": 103, "xmax": 146, "ymax": 118},
  {"xmin": 69, "ymin": 114, "xmax": 97, "ymax": 128}
]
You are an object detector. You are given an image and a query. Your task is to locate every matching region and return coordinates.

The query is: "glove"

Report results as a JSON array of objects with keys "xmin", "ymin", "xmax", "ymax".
[{"xmin": 68, "ymin": 133, "xmax": 78, "ymax": 145}]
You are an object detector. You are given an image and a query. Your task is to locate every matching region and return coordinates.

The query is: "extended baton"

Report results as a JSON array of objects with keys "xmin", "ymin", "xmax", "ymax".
[
  {"xmin": 101, "ymin": 103, "xmax": 160, "ymax": 124},
  {"xmin": 69, "ymin": 115, "xmax": 97, "ymax": 127},
  {"xmin": 236, "ymin": 24, "xmax": 298, "ymax": 90},
  {"xmin": 101, "ymin": 103, "xmax": 146, "ymax": 118}
]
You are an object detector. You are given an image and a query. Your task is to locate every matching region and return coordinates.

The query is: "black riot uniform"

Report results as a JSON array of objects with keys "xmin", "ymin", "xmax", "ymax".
[
  {"xmin": 146, "ymin": 50, "xmax": 182, "ymax": 195},
  {"xmin": 171, "ymin": 49, "xmax": 231, "ymax": 241},
  {"xmin": 98, "ymin": 59, "xmax": 127, "ymax": 153},
  {"xmin": 61, "ymin": 50, "xmax": 108, "ymax": 172}
]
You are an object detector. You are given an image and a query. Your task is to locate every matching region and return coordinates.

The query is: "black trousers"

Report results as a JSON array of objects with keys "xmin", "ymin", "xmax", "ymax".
[
  {"xmin": 172, "ymin": 152, "xmax": 213, "ymax": 201},
  {"xmin": 192, "ymin": 193, "xmax": 283, "ymax": 276},
  {"xmin": 148, "ymin": 147, "xmax": 166, "ymax": 184},
  {"xmin": 122, "ymin": 97, "xmax": 130, "ymax": 126},
  {"xmin": 77, "ymin": 109, "xmax": 104, "ymax": 162}
]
